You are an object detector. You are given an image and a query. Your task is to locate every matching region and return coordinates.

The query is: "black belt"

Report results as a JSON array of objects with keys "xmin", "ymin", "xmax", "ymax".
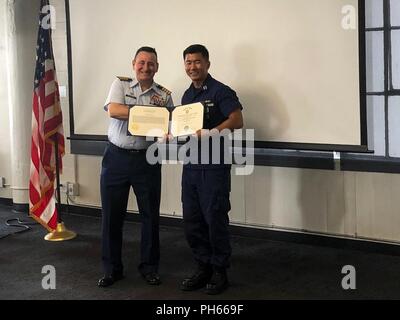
[{"xmin": 108, "ymin": 142, "xmax": 147, "ymax": 154}]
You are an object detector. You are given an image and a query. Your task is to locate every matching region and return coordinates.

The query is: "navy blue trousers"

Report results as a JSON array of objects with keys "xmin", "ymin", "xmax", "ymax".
[
  {"xmin": 182, "ymin": 167, "xmax": 232, "ymax": 269},
  {"xmin": 100, "ymin": 143, "xmax": 161, "ymax": 276}
]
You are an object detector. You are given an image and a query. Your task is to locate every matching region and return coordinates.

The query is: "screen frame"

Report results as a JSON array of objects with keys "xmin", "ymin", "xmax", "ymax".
[{"xmin": 65, "ymin": 0, "xmax": 368, "ymax": 153}]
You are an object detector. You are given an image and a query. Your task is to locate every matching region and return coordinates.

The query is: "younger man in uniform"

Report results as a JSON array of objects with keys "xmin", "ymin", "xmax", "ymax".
[{"xmin": 180, "ymin": 44, "xmax": 243, "ymax": 295}]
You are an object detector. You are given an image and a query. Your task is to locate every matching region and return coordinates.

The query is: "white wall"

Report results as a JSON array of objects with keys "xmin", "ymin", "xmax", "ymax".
[{"xmin": 2, "ymin": 0, "xmax": 400, "ymax": 245}]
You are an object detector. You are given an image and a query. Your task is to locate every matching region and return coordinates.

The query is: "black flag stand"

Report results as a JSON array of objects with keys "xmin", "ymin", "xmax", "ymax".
[{"xmin": 44, "ymin": 137, "xmax": 77, "ymax": 241}]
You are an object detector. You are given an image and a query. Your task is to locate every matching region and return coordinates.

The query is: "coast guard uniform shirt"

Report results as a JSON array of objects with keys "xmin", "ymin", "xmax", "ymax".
[{"xmin": 104, "ymin": 76, "xmax": 173, "ymax": 150}]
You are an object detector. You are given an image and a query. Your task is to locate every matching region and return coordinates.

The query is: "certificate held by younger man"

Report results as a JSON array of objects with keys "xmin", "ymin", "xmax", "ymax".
[{"xmin": 170, "ymin": 102, "xmax": 204, "ymax": 137}]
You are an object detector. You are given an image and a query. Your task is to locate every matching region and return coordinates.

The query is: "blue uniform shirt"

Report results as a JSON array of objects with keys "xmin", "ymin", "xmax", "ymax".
[
  {"xmin": 104, "ymin": 76, "xmax": 174, "ymax": 150},
  {"xmin": 181, "ymin": 74, "xmax": 242, "ymax": 168}
]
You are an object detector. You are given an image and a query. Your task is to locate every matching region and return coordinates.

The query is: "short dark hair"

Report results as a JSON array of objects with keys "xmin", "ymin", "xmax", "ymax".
[
  {"xmin": 183, "ymin": 44, "xmax": 209, "ymax": 61},
  {"xmin": 135, "ymin": 46, "xmax": 157, "ymax": 59}
]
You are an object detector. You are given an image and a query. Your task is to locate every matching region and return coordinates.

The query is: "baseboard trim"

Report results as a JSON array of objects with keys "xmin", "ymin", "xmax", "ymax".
[
  {"xmin": 0, "ymin": 198, "xmax": 30, "ymax": 215},
  {"xmin": 0, "ymin": 198, "xmax": 13, "ymax": 206},
  {"xmin": 12, "ymin": 203, "xmax": 29, "ymax": 214},
  {"xmin": 59, "ymin": 204, "xmax": 184, "ymax": 228},
  {"xmin": 228, "ymin": 225, "xmax": 400, "ymax": 256},
  {"xmin": 1, "ymin": 198, "xmax": 400, "ymax": 256},
  {"xmin": 58, "ymin": 203, "xmax": 400, "ymax": 256}
]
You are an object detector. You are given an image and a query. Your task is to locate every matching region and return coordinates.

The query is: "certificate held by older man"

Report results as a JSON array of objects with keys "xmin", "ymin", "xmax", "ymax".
[{"xmin": 128, "ymin": 106, "xmax": 170, "ymax": 137}]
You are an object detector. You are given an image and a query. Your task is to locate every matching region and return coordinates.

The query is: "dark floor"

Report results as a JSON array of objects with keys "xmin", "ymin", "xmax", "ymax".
[{"xmin": 1, "ymin": 203, "xmax": 400, "ymax": 300}]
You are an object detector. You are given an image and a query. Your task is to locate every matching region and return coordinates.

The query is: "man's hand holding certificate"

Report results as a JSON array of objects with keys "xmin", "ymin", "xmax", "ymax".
[{"xmin": 128, "ymin": 102, "xmax": 204, "ymax": 138}]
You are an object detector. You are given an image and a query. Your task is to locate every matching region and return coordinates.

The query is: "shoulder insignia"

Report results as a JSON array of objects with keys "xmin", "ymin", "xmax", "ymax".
[
  {"xmin": 156, "ymin": 84, "xmax": 172, "ymax": 95},
  {"xmin": 117, "ymin": 76, "xmax": 132, "ymax": 82}
]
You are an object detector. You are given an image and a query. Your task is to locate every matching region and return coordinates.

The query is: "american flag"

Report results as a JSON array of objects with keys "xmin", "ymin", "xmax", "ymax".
[{"xmin": 29, "ymin": 0, "xmax": 65, "ymax": 231}]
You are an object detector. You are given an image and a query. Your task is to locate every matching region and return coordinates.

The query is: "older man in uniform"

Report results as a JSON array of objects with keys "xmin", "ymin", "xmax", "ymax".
[
  {"xmin": 98, "ymin": 47, "xmax": 173, "ymax": 287},
  {"xmin": 180, "ymin": 44, "xmax": 243, "ymax": 295}
]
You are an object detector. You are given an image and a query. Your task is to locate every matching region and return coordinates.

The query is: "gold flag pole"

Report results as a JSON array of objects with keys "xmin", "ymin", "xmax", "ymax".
[{"xmin": 44, "ymin": 135, "xmax": 76, "ymax": 241}]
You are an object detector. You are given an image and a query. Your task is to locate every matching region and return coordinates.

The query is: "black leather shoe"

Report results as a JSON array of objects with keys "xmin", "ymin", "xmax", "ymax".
[
  {"xmin": 97, "ymin": 273, "xmax": 124, "ymax": 287},
  {"xmin": 142, "ymin": 272, "xmax": 161, "ymax": 285},
  {"xmin": 206, "ymin": 271, "xmax": 229, "ymax": 295},
  {"xmin": 181, "ymin": 268, "xmax": 213, "ymax": 291}
]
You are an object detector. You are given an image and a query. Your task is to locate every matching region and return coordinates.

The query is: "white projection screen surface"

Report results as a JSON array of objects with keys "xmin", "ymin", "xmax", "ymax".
[{"xmin": 67, "ymin": 0, "xmax": 366, "ymax": 150}]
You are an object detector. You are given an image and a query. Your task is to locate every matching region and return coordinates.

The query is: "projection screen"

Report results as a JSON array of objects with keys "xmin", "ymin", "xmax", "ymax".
[{"xmin": 67, "ymin": 0, "xmax": 366, "ymax": 152}]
